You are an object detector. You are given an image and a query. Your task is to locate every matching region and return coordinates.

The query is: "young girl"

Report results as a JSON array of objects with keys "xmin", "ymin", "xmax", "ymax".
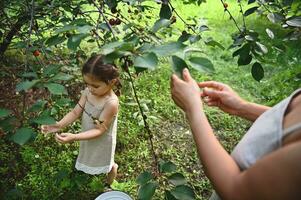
[{"xmin": 41, "ymin": 54, "xmax": 121, "ymax": 188}]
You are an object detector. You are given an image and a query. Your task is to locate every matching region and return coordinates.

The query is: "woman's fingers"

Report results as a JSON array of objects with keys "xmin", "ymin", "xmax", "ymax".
[{"xmin": 198, "ymin": 81, "xmax": 225, "ymax": 90}]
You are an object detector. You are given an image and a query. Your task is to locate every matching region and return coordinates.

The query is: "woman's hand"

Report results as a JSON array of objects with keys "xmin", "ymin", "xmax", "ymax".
[
  {"xmin": 199, "ymin": 81, "xmax": 246, "ymax": 116},
  {"xmin": 171, "ymin": 68, "xmax": 202, "ymax": 113},
  {"xmin": 41, "ymin": 123, "xmax": 61, "ymax": 134},
  {"xmin": 55, "ymin": 133, "xmax": 76, "ymax": 144}
]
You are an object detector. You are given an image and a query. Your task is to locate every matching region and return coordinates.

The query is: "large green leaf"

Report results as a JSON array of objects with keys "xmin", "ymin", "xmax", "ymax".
[
  {"xmin": 43, "ymin": 64, "xmax": 63, "ymax": 76},
  {"xmin": 244, "ymin": 6, "xmax": 259, "ymax": 16},
  {"xmin": 160, "ymin": 4, "xmax": 172, "ymax": 19},
  {"xmin": 16, "ymin": 80, "xmax": 39, "ymax": 92},
  {"xmin": 0, "ymin": 108, "xmax": 12, "ymax": 118},
  {"xmin": 168, "ymin": 173, "xmax": 187, "ymax": 186},
  {"xmin": 204, "ymin": 38, "xmax": 225, "ymax": 50},
  {"xmin": 138, "ymin": 182, "xmax": 158, "ymax": 200},
  {"xmin": 50, "ymin": 73, "xmax": 73, "ymax": 81},
  {"xmin": 238, "ymin": 54, "xmax": 252, "ymax": 66},
  {"xmin": 170, "ymin": 185, "xmax": 195, "ymax": 200},
  {"xmin": 136, "ymin": 171, "xmax": 153, "ymax": 185},
  {"xmin": 28, "ymin": 100, "xmax": 47, "ymax": 112},
  {"xmin": 265, "ymin": 28, "xmax": 275, "ymax": 39},
  {"xmin": 165, "ymin": 191, "xmax": 177, "ymax": 200},
  {"xmin": 267, "ymin": 13, "xmax": 285, "ymax": 23},
  {"xmin": 54, "ymin": 25, "xmax": 77, "ymax": 34},
  {"xmin": 67, "ymin": 34, "xmax": 88, "ymax": 51},
  {"xmin": 172, "ymin": 56, "xmax": 188, "ymax": 79},
  {"xmin": 251, "ymin": 62, "xmax": 264, "ymax": 82},
  {"xmin": 286, "ymin": 16, "xmax": 301, "ymax": 27},
  {"xmin": 11, "ymin": 127, "xmax": 36, "ymax": 145},
  {"xmin": 134, "ymin": 53, "xmax": 158, "ymax": 70},
  {"xmin": 189, "ymin": 57, "xmax": 214, "ymax": 73},
  {"xmin": 45, "ymin": 35, "xmax": 66, "ymax": 46},
  {"xmin": 45, "ymin": 83, "xmax": 67, "ymax": 95},
  {"xmin": 152, "ymin": 18, "xmax": 171, "ymax": 32},
  {"xmin": 32, "ymin": 114, "xmax": 56, "ymax": 125},
  {"xmin": 255, "ymin": 42, "xmax": 268, "ymax": 54},
  {"xmin": 159, "ymin": 161, "xmax": 177, "ymax": 173},
  {"xmin": 151, "ymin": 42, "xmax": 186, "ymax": 57}
]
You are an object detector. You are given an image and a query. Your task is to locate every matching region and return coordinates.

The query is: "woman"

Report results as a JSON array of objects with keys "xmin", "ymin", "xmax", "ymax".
[{"xmin": 170, "ymin": 68, "xmax": 301, "ymax": 200}]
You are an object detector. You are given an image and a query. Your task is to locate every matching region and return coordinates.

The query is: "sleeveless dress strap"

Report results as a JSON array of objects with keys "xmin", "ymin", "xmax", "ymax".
[{"xmin": 284, "ymin": 122, "xmax": 301, "ymax": 136}]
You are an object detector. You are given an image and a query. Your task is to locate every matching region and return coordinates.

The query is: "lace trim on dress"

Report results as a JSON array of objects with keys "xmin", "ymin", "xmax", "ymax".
[{"xmin": 75, "ymin": 161, "xmax": 112, "ymax": 175}]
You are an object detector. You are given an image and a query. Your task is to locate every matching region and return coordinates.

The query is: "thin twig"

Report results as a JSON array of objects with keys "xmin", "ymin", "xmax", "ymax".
[
  {"xmin": 220, "ymin": 0, "xmax": 242, "ymax": 34},
  {"xmin": 168, "ymin": 2, "xmax": 197, "ymax": 34},
  {"xmin": 238, "ymin": 1, "xmax": 246, "ymax": 31},
  {"xmin": 90, "ymin": 0, "xmax": 117, "ymax": 40}
]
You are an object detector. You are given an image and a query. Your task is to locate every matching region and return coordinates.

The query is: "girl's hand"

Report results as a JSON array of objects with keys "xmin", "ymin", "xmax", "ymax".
[
  {"xmin": 171, "ymin": 68, "xmax": 202, "ymax": 113},
  {"xmin": 41, "ymin": 123, "xmax": 61, "ymax": 134},
  {"xmin": 198, "ymin": 81, "xmax": 246, "ymax": 115},
  {"xmin": 55, "ymin": 133, "xmax": 76, "ymax": 144}
]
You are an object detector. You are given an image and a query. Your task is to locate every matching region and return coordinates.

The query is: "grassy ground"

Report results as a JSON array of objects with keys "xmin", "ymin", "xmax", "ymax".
[{"xmin": 1, "ymin": 0, "xmax": 300, "ymax": 199}]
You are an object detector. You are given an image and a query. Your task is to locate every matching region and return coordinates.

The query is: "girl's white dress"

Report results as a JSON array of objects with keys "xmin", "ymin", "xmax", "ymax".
[{"xmin": 75, "ymin": 89, "xmax": 118, "ymax": 175}]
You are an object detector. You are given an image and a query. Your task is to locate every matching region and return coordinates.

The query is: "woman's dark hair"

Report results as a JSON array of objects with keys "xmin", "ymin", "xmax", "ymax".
[{"xmin": 82, "ymin": 54, "xmax": 122, "ymax": 96}]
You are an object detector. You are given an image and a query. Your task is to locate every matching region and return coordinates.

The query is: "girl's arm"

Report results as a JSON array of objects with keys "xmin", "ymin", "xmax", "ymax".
[
  {"xmin": 55, "ymin": 99, "xmax": 118, "ymax": 142},
  {"xmin": 41, "ymin": 92, "xmax": 87, "ymax": 134},
  {"xmin": 56, "ymin": 92, "xmax": 87, "ymax": 128}
]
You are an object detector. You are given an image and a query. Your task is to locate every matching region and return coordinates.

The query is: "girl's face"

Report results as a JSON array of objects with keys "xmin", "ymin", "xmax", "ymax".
[{"xmin": 83, "ymin": 74, "xmax": 115, "ymax": 97}]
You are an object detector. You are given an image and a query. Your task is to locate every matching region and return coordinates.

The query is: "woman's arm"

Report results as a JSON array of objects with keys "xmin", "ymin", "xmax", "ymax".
[
  {"xmin": 171, "ymin": 69, "xmax": 301, "ymax": 200},
  {"xmin": 199, "ymin": 81, "xmax": 270, "ymax": 121},
  {"xmin": 55, "ymin": 99, "xmax": 118, "ymax": 142}
]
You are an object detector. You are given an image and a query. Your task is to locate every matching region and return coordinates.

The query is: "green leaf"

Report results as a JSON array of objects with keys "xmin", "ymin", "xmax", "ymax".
[
  {"xmin": 43, "ymin": 64, "xmax": 63, "ymax": 76},
  {"xmin": 138, "ymin": 182, "xmax": 158, "ymax": 200},
  {"xmin": 45, "ymin": 35, "xmax": 66, "ymax": 46},
  {"xmin": 160, "ymin": 4, "xmax": 172, "ymax": 19},
  {"xmin": 16, "ymin": 80, "xmax": 39, "ymax": 92},
  {"xmin": 267, "ymin": 13, "xmax": 285, "ymax": 23},
  {"xmin": 67, "ymin": 34, "xmax": 88, "ymax": 51},
  {"xmin": 160, "ymin": 161, "xmax": 177, "ymax": 173},
  {"xmin": 134, "ymin": 53, "xmax": 158, "ymax": 70},
  {"xmin": 152, "ymin": 18, "xmax": 170, "ymax": 32},
  {"xmin": 32, "ymin": 114, "xmax": 56, "ymax": 125},
  {"xmin": 11, "ymin": 127, "xmax": 36, "ymax": 145},
  {"xmin": 151, "ymin": 42, "xmax": 186, "ymax": 57},
  {"xmin": 170, "ymin": 185, "xmax": 195, "ymax": 200},
  {"xmin": 28, "ymin": 100, "xmax": 47, "ymax": 112},
  {"xmin": 205, "ymin": 38, "xmax": 225, "ymax": 50},
  {"xmin": 0, "ymin": 108, "xmax": 12, "ymax": 118},
  {"xmin": 199, "ymin": 25, "xmax": 209, "ymax": 32},
  {"xmin": 178, "ymin": 33, "xmax": 192, "ymax": 43},
  {"xmin": 54, "ymin": 25, "xmax": 77, "ymax": 34},
  {"xmin": 50, "ymin": 73, "xmax": 73, "ymax": 81},
  {"xmin": 172, "ymin": 56, "xmax": 188, "ymax": 79},
  {"xmin": 189, "ymin": 57, "xmax": 214, "ymax": 73},
  {"xmin": 168, "ymin": 173, "xmax": 187, "ymax": 186},
  {"xmin": 251, "ymin": 62, "xmax": 264, "ymax": 82},
  {"xmin": 21, "ymin": 72, "xmax": 38, "ymax": 79},
  {"xmin": 77, "ymin": 25, "xmax": 93, "ymax": 34},
  {"xmin": 165, "ymin": 191, "xmax": 177, "ymax": 200},
  {"xmin": 286, "ymin": 16, "xmax": 301, "ymax": 27},
  {"xmin": 244, "ymin": 6, "xmax": 259, "ymax": 17},
  {"xmin": 248, "ymin": 0, "xmax": 256, "ymax": 4},
  {"xmin": 265, "ymin": 28, "xmax": 274, "ymax": 39},
  {"xmin": 255, "ymin": 42, "xmax": 268, "ymax": 54},
  {"xmin": 136, "ymin": 171, "xmax": 153, "ymax": 185},
  {"xmin": 45, "ymin": 83, "xmax": 67, "ymax": 95},
  {"xmin": 189, "ymin": 35, "xmax": 201, "ymax": 44},
  {"xmin": 238, "ymin": 54, "xmax": 252, "ymax": 66}
]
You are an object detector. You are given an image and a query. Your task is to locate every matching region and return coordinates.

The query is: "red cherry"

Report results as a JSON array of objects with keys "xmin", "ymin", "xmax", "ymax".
[
  {"xmin": 115, "ymin": 18, "xmax": 121, "ymax": 25},
  {"xmin": 109, "ymin": 18, "xmax": 115, "ymax": 26},
  {"xmin": 33, "ymin": 50, "xmax": 40, "ymax": 57}
]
